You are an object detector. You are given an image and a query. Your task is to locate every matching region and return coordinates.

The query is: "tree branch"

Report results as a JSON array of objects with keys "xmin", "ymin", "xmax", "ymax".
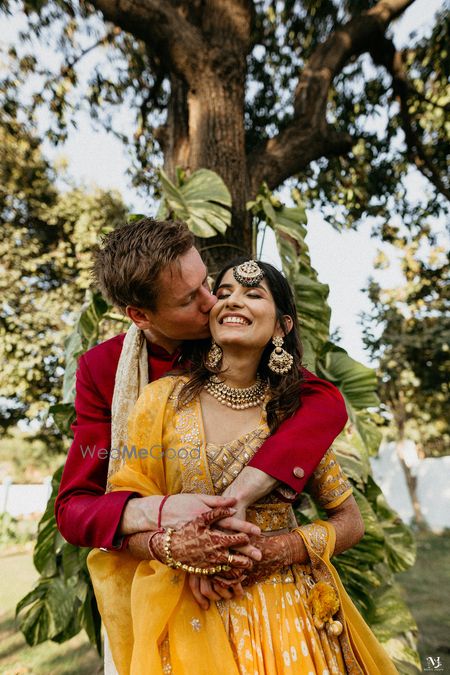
[
  {"xmin": 89, "ymin": 0, "xmax": 207, "ymax": 81},
  {"xmin": 370, "ymin": 36, "xmax": 450, "ymax": 201},
  {"xmin": 248, "ymin": 0, "xmax": 417, "ymax": 195}
]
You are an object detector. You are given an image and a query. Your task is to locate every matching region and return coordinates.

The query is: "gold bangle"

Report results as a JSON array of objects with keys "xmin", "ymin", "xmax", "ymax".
[
  {"xmin": 163, "ymin": 528, "xmax": 177, "ymax": 568},
  {"xmin": 163, "ymin": 529, "xmax": 232, "ymax": 575}
]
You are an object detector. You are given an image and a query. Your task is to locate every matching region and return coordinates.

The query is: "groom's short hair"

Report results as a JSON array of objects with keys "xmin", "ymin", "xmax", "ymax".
[{"xmin": 93, "ymin": 217, "xmax": 194, "ymax": 311}]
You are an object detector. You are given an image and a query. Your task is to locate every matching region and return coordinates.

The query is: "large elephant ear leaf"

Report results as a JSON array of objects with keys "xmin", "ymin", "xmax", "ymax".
[
  {"xmin": 316, "ymin": 343, "xmax": 379, "ymax": 411},
  {"xmin": 365, "ymin": 476, "xmax": 417, "ymax": 573},
  {"xmin": 158, "ymin": 168, "xmax": 231, "ymax": 238}
]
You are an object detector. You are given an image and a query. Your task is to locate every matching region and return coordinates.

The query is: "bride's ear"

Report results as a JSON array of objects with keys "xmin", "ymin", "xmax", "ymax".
[{"xmin": 274, "ymin": 315, "xmax": 293, "ymax": 338}]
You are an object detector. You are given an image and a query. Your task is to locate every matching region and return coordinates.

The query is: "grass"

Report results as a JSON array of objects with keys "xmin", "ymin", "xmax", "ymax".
[
  {"xmin": 0, "ymin": 530, "xmax": 448, "ymax": 674},
  {"xmin": 397, "ymin": 529, "xmax": 450, "ymax": 670},
  {"xmin": 0, "ymin": 551, "xmax": 102, "ymax": 675}
]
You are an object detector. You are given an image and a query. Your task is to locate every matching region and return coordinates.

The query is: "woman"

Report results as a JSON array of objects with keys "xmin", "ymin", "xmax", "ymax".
[{"xmin": 88, "ymin": 259, "xmax": 397, "ymax": 675}]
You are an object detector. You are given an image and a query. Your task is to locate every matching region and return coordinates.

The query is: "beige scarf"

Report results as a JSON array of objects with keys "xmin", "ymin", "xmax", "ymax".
[
  {"xmin": 106, "ymin": 322, "xmax": 149, "ymax": 489},
  {"xmin": 104, "ymin": 322, "xmax": 149, "ymax": 674}
]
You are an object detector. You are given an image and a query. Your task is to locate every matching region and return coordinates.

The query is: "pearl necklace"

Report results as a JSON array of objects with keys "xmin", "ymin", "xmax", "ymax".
[{"xmin": 204, "ymin": 375, "xmax": 267, "ymax": 409}]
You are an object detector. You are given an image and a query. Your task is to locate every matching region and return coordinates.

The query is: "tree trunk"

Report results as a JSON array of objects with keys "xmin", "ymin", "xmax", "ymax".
[
  {"xmin": 163, "ymin": 74, "xmax": 190, "ymax": 177},
  {"xmin": 164, "ymin": 65, "xmax": 252, "ymax": 272},
  {"xmin": 395, "ymin": 439, "xmax": 427, "ymax": 529}
]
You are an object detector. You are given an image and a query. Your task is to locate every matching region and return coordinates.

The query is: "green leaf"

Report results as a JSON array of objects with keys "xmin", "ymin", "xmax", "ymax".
[
  {"xmin": 62, "ymin": 292, "xmax": 109, "ymax": 405},
  {"xmin": 317, "ymin": 344, "xmax": 380, "ymax": 410},
  {"xmin": 332, "ymin": 431, "xmax": 371, "ymax": 487},
  {"xmin": 16, "ymin": 577, "xmax": 78, "ymax": 645},
  {"xmin": 62, "ymin": 543, "xmax": 84, "ymax": 579},
  {"xmin": 127, "ymin": 213, "xmax": 146, "ymax": 222},
  {"xmin": 365, "ymin": 477, "xmax": 417, "ymax": 572},
  {"xmin": 158, "ymin": 168, "xmax": 231, "ymax": 238},
  {"xmin": 355, "ymin": 410, "xmax": 383, "ymax": 456},
  {"xmin": 369, "ymin": 583, "xmax": 421, "ymax": 673},
  {"xmin": 33, "ymin": 466, "xmax": 64, "ymax": 577},
  {"xmin": 49, "ymin": 402, "xmax": 75, "ymax": 436},
  {"xmin": 180, "ymin": 169, "xmax": 231, "ymax": 206},
  {"xmin": 79, "ymin": 591, "xmax": 103, "ymax": 654}
]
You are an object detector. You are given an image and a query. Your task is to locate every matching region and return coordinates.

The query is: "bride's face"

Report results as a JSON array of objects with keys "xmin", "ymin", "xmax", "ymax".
[{"xmin": 209, "ymin": 268, "xmax": 279, "ymax": 350}]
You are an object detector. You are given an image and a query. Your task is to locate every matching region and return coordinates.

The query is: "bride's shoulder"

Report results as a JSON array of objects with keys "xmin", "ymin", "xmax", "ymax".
[{"xmin": 142, "ymin": 374, "xmax": 190, "ymax": 400}]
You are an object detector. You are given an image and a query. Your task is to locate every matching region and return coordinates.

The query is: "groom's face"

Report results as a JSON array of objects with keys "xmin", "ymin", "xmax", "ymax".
[{"xmin": 132, "ymin": 247, "xmax": 217, "ymax": 344}]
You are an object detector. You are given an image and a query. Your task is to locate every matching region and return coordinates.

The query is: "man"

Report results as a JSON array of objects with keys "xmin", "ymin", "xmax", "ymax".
[{"xmin": 55, "ymin": 218, "xmax": 347, "ymax": 560}]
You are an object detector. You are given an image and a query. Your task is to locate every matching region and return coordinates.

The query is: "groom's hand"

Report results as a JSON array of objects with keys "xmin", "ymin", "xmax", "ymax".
[{"xmin": 119, "ymin": 493, "xmax": 253, "ymax": 535}]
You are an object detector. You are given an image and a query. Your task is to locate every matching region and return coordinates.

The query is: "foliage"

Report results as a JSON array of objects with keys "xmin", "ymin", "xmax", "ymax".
[
  {"xmin": 300, "ymin": 6, "xmax": 450, "ymax": 230},
  {"xmin": 0, "ymin": 0, "xmax": 448, "ymax": 237},
  {"xmin": 0, "ymin": 120, "xmax": 127, "ymax": 433},
  {"xmin": 361, "ymin": 228, "xmax": 449, "ymax": 456},
  {"xmin": 16, "ymin": 466, "xmax": 102, "ymax": 653},
  {"xmin": 157, "ymin": 168, "xmax": 232, "ymax": 238}
]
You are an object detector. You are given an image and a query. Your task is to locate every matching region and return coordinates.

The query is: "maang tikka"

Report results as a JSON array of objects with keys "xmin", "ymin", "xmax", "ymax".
[
  {"xmin": 233, "ymin": 260, "xmax": 265, "ymax": 287},
  {"xmin": 205, "ymin": 340, "xmax": 223, "ymax": 369},
  {"xmin": 268, "ymin": 336, "xmax": 294, "ymax": 375}
]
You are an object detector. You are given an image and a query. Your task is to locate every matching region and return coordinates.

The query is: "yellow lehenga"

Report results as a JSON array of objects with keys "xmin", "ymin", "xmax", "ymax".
[{"xmin": 87, "ymin": 376, "xmax": 398, "ymax": 675}]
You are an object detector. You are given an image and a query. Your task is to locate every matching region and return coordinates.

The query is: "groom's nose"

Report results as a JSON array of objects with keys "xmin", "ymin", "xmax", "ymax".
[{"xmin": 199, "ymin": 287, "xmax": 217, "ymax": 313}]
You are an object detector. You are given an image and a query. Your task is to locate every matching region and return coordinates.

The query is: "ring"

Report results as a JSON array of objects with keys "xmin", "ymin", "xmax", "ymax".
[{"xmin": 227, "ymin": 553, "xmax": 234, "ymax": 565}]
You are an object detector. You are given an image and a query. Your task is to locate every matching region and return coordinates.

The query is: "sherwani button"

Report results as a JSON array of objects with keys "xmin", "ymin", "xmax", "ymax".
[{"xmin": 293, "ymin": 466, "xmax": 305, "ymax": 478}]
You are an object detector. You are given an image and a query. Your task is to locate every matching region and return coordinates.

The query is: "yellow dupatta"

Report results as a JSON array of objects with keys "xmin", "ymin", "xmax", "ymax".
[
  {"xmin": 296, "ymin": 521, "xmax": 398, "ymax": 675},
  {"xmin": 87, "ymin": 376, "xmax": 240, "ymax": 675}
]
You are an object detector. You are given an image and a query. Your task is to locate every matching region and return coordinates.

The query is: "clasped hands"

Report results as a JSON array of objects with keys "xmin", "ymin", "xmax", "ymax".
[{"xmin": 128, "ymin": 501, "xmax": 304, "ymax": 610}]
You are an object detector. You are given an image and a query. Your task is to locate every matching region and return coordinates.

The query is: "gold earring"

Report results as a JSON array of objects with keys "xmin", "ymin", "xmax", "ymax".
[
  {"xmin": 205, "ymin": 340, "xmax": 223, "ymax": 369},
  {"xmin": 268, "ymin": 336, "xmax": 294, "ymax": 374}
]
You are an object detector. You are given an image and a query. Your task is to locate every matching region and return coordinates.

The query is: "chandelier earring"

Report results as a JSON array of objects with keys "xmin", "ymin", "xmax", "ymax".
[
  {"xmin": 268, "ymin": 336, "xmax": 294, "ymax": 375},
  {"xmin": 205, "ymin": 340, "xmax": 223, "ymax": 369}
]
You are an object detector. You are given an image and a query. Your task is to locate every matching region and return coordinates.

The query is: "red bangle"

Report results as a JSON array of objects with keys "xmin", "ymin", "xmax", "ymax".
[{"xmin": 158, "ymin": 494, "xmax": 171, "ymax": 529}]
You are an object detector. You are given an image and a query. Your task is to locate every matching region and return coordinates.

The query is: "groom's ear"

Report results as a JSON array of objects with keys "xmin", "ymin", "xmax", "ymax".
[{"xmin": 126, "ymin": 305, "xmax": 153, "ymax": 330}]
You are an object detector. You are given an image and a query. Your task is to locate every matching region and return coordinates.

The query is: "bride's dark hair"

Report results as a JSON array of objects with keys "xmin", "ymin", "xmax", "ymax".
[{"xmin": 179, "ymin": 258, "xmax": 305, "ymax": 434}]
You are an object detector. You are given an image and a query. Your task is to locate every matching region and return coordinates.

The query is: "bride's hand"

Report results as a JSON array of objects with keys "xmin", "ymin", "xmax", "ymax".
[
  {"xmin": 168, "ymin": 507, "xmax": 256, "ymax": 568},
  {"xmin": 188, "ymin": 572, "xmax": 246, "ymax": 610},
  {"xmin": 136, "ymin": 507, "xmax": 257, "ymax": 570},
  {"xmin": 242, "ymin": 531, "xmax": 307, "ymax": 586}
]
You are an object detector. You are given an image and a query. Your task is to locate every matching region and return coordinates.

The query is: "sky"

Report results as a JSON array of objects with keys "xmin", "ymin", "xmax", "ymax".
[{"xmin": 2, "ymin": 0, "xmax": 446, "ymax": 367}]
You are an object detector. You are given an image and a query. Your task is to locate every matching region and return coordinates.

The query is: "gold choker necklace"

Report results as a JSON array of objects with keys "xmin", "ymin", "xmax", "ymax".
[{"xmin": 204, "ymin": 375, "xmax": 267, "ymax": 409}]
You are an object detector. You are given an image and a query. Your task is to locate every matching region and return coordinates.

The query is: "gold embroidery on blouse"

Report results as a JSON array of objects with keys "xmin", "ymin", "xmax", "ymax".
[
  {"xmin": 204, "ymin": 422, "xmax": 298, "ymax": 533},
  {"xmin": 309, "ymin": 449, "xmax": 353, "ymax": 509},
  {"xmin": 246, "ymin": 503, "xmax": 293, "ymax": 532},
  {"xmin": 206, "ymin": 428, "xmax": 269, "ymax": 493},
  {"xmin": 169, "ymin": 379, "xmax": 215, "ymax": 495}
]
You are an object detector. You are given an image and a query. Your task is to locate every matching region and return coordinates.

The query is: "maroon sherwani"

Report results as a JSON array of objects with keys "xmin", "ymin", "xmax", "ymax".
[{"xmin": 55, "ymin": 334, "xmax": 348, "ymax": 549}]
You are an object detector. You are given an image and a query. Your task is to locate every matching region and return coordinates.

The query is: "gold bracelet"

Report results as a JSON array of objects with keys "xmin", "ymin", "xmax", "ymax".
[{"xmin": 162, "ymin": 528, "xmax": 231, "ymax": 575}]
